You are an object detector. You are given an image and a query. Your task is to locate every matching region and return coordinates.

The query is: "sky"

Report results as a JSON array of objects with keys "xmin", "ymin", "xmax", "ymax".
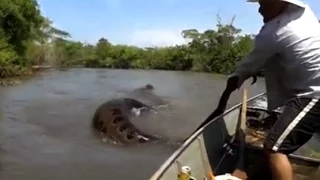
[{"xmin": 38, "ymin": 0, "xmax": 320, "ymax": 47}]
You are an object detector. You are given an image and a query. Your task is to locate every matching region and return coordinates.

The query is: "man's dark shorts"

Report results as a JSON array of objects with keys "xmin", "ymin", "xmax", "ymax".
[{"xmin": 264, "ymin": 97, "xmax": 320, "ymax": 154}]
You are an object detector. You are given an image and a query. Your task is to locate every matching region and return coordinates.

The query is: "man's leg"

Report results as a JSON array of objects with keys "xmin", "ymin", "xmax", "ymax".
[
  {"xmin": 265, "ymin": 150, "xmax": 293, "ymax": 180},
  {"xmin": 263, "ymin": 97, "xmax": 320, "ymax": 180}
]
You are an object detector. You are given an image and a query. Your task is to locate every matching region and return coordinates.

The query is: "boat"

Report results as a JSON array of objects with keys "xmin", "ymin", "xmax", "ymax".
[{"xmin": 150, "ymin": 91, "xmax": 320, "ymax": 180}]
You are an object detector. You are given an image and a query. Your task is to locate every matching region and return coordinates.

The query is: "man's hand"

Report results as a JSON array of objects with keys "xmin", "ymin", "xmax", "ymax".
[{"xmin": 226, "ymin": 75, "xmax": 257, "ymax": 93}]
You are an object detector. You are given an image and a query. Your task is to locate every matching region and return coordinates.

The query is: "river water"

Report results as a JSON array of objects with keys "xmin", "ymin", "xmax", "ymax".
[{"xmin": 0, "ymin": 68, "xmax": 316, "ymax": 180}]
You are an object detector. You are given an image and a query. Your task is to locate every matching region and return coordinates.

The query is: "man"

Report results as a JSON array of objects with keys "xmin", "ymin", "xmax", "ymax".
[{"xmin": 226, "ymin": 0, "xmax": 320, "ymax": 180}]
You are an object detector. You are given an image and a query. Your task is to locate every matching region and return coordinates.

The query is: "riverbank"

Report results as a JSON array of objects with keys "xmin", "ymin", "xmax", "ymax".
[
  {"xmin": 0, "ymin": 66, "xmax": 54, "ymax": 86},
  {"xmin": 0, "ymin": 77, "xmax": 23, "ymax": 86},
  {"xmin": 0, "ymin": 65, "xmax": 265, "ymax": 87}
]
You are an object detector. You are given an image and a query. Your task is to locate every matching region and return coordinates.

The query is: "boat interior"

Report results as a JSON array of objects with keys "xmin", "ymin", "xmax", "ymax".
[
  {"xmin": 150, "ymin": 94, "xmax": 320, "ymax": 180},
  {"xmin": 213, "ymin": 106, "xmax": 320, "ymax": 180}
]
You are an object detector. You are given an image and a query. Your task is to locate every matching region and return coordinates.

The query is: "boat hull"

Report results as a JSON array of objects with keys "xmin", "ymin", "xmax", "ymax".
[{"xmin": 150, "ymin": 93, "xmax": 320, "ymax": 180}]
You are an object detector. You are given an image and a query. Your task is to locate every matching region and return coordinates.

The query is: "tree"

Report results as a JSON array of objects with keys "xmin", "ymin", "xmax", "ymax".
[
  {"xmin": 95, "ymin": 38, "xmax": 111, "ymax": 60},
  {"xmin": 1, "ymin": 6, "xmax": 255, "ymax": 78},
  {"xmin": 0, "ymin": 0, "xmax": 45, "ymax": 77}
]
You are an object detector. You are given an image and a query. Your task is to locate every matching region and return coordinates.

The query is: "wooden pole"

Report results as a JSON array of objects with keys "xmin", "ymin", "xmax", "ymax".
[{"xmin": 232, "ymin": 88, "xmax": 248, "ymax": 180}]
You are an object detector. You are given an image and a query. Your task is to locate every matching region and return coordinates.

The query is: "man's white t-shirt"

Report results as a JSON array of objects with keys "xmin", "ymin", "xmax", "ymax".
[{"xmin": 231, "ymin": 3, "xmax": 320, "ymax": 110}]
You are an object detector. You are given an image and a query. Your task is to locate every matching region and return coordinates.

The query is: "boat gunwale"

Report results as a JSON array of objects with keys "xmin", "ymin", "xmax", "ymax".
[{"xmin": 150, "ymin": 92, "xmax": 267, "ymax": 179}]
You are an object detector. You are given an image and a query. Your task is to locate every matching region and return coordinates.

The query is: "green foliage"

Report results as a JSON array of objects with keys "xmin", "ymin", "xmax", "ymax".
[
  {"xmin": 0, "ymin": 0, "xmax": 254, "ymax": 78},
  {"xmin": 0, "ymin": 0, "xmax": 43, "ymax": 77},
  {"xmin": 73, "ymin": 15, "xmax": 253, "ymax": 74},
  {"xmin": 80, "ymin": 15, "xmax": 253, "ymax": 74},
  {"xmin": 0, "ymin": 0, "xmax": 43, "ymax": 56}
]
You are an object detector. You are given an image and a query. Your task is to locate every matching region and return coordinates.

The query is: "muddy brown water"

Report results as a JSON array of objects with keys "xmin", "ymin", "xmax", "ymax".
[{"xmin": 0, "ymin": 68, "xmax": 318, "ymax": 180}]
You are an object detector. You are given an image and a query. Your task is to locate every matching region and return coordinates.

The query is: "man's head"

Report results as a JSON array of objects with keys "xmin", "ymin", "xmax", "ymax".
[{"xmin": 247, "ymin": 0, "xmax": 305, "ymax": 23}]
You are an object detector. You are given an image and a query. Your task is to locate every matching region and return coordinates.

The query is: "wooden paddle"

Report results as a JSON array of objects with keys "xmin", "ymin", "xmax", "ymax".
[
  {"xmin": 193, "ymin": 87, "xmax": 233, "ymax": 132},
  {"xmin": 232, "ymin": 88, "xmax": 248, "ymax": 180},
  {"xmin": 187, "ymin": 76, "xmax": 257, "ymax": 139}
]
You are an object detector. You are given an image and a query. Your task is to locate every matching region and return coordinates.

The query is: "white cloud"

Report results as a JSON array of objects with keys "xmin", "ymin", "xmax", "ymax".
[{"xmin": 129, "ymin": 28, "xmax": 188, "ymax": 47}]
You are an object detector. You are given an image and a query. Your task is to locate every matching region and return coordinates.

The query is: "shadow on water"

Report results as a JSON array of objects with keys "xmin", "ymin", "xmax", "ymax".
[{"xmin": 0, "ymin": 68, "xmax": 273, "ymax": 179}]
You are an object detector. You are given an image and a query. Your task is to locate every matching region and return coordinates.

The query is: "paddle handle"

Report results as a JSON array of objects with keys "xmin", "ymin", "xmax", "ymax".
[
  {"xmin": 190, "ymin": 76, "xmax": 257, "ymax": 138},
  {"xmin": 240, "ymin": 88, "xmax": 248, "ymax": 130},
  {"xmin": 232, "ymin": 88, "xmax": 248, "ymax": 180}
]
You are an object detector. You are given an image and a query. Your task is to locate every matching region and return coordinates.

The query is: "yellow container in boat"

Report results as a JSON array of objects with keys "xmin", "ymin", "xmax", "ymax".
[{"xmin": 178, "ymin": 166, "xmax": 191, "ymax": 180}]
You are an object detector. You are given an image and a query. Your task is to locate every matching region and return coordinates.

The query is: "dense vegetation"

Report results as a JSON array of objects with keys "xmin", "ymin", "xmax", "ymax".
[
  {"xmin": 83, "ymin": 16, "xmax": 254, "ymax": 74},
  {"xmin": 0, "ymin": 0, "xmax": 255, "ymax": 79}
]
